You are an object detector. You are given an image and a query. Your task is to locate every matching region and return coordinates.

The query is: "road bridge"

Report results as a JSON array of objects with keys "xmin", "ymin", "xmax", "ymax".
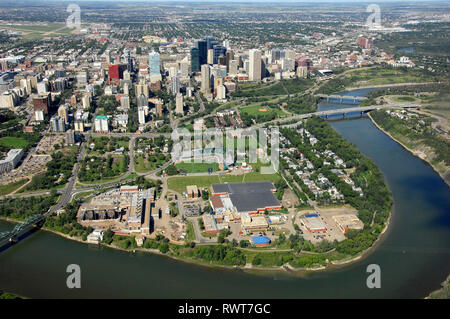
[{"xmin": 315, "ymin": 94, "xmax": 367, "ymax": 104}]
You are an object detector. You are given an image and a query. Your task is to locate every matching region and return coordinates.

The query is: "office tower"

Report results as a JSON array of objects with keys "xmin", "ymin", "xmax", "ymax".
[
  {"xmin": 51, "ymin": 116, "xmax": 65, "ymax": 132},
  {"xmin": 249, "ymin": 49, "xmax": 262, "ymax": 82},
  {"xmin": 123, "ymin": 49, "xmax": 133, "ymax": 72},
  {"xmin": 170, "ymin": 76, "xmax": 180, "ymax": 95},
  {"xmin": 297, "ymin": 66, "xmax": 308, "ymax": 78},
  {"xmin": 205, "ymin": 36, "xmax": 218, "ymax": 50},
  {"xmin": 272, "ymin": 48, "xmax": 281, "ymax": 61},
  {"xmin": 108, "ymin": 64, "xmax": 127, "ymax": 84},
  {"xmin": 196, "ymin": 40, "xmax": 207, "ymax": 65},
  {"xmin": 207, "ymin": 49, "xmax": 214, "ymax": 65},
  {"xmin": 58, "ymin": 105, "xmax": 68, "ymax": 122},
  {"xmin": 201, "ymin": 64, "xmax": 211, "ymax": 94},
  {"xmin": 33, "ymin": 95, "xmax": 50, "ymax": 114},
  {"xmin": 213, "ymin": 45, "xmax": 226, "ymax": 65},
  {"xmin": 190, "ymin": 47, "xmax": 200, "ymax": 73},
  {"xmin": 175, "ymin": 93, "xmax": 184, "ymax": 115},
  {"xmin": 138, "ymin": 106, "xmax": 146, "ymax": 124},
  {"xmin": 120, "ymin": 95, "xmax": 130, "ymax": 109},
  {"xmin": 148, "ymin": 51, "xmax": 161, "ymax": 76}
]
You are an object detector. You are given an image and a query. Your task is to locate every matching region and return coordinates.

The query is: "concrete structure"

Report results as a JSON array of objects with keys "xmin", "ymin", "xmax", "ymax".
[
  {"xmin": 175, "ymin": 93, "xmax": 184, "ymax": 115},
  {"xmin": 0, "ymin": 149, "xmax": 24, "ymax": 173}
]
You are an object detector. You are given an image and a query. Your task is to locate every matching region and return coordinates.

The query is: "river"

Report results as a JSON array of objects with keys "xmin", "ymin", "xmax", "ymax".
[{"xmin": 0, "ymin": 88, "xmax": 449, "ymax": 298}]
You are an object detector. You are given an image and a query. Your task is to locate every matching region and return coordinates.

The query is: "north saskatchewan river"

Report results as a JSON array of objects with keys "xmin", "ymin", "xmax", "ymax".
[{"xmin": 0, "ymin": 88, "xmax": 449, "ymax": 298}]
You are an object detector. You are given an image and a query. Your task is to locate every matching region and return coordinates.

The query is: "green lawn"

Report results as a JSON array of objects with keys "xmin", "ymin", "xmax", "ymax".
[
  {"xmin": 175, "ymin": 161, "xmax": 220, "ymax": 173},
  {"xmin": 240, "ymin": 105, "xmax": 286, "ymax": 117},
  {"xmin": 0, "ymin": 137, "xmax": 29, "ymax": 149},
  {"xmin": 0, "ymin": 179, "xmax": 28, "ymax": 196},
  {"xmin": 167, "ymin": 172, "xmax": 281, "ymax": 193}
]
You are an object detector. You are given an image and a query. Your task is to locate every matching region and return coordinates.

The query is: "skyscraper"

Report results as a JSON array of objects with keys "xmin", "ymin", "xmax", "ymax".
[
  {"xmin": 175, "ymin": 93, "xmax": 184, "ymax": 115},
  {"xmin": 148, "ymin": 52, "xmax": 161, "ymax": 76},
  {"xmin": 190, "ymin": 47, "xmax": 200, "ymax": 73},
  {"xmin": 196, "ymin": 40, "xmax": 207, "ymax": 66},
  {"xmin": 201, "ymin": 64, "xmax": 211, "ymax": 94},
  {"xmin": 249, "ymin": 49, "xmax": 262, "ymax": 82}
]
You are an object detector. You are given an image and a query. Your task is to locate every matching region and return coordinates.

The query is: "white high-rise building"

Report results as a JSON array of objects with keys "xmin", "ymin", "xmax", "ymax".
[
  {"xmin": 249, "ymin": 49, "xmax": 261, "ymax": 82},
  {"xmin": 216, "ymin": 85, "xmax": 226, "ymax": 100},
  {"xmin": 82, "ymin": 95, "xmax": 90, "ymax": 109},
  {"xmin": 138, "ymin": 106, "xmax": 146, "ymax": 124},
  {"xmin": 94, "ymin": 116, "xmax": 109, "ymax": 133}
]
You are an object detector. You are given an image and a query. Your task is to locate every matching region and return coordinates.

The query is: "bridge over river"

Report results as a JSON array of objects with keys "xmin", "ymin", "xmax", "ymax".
[{"xmin": 274, "ymin": 103, "xmax": 418, "ymax": 128}]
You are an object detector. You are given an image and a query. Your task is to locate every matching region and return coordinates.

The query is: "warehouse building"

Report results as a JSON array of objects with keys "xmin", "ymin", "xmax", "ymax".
[
  {"xmin": 251, "ymin": 236, "xmax": 271, "ymax": 248},
  {"xmin": 210, "ymin": 181, "xmax": 281, "ymax": 214},
  {"xmin": 300, "ymin": 213, "xmax": 327, "ymax": 233},
  {"xmin": 333, "ymin": 214, "xmax": 364, "ymax": 234}
]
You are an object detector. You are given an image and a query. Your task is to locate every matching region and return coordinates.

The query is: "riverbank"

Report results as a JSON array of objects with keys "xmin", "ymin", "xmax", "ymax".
[
  {"xmin": 368, "ymin": 113, "xmax": 450, "ymax": 187},
  {"xmin": 0, "ymin": 206, "xmax": 391, "ymax": 276}
]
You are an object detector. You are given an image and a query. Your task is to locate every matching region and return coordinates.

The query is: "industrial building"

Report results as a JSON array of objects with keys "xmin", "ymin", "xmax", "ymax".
[
  {"xmin": 251, "ymin": 236, "xmax": 271, "ymax": 248},
  {"xmin": 210, "ymin": 181, "xmax": 281, "ymax": 214},
  {"xmin": 300, "ymin": 213, "xmax": 327, "ymax": 233},
  {"xmin": 333, "ymin": 214, "xmax": 364, "ymax": 234}
]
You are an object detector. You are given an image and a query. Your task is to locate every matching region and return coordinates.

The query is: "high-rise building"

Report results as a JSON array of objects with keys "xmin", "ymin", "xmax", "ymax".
[
  {"xmin": 138, "ymin": 106, "xmax": 146, "ymax": 124},
  {"xmin": 148, "ymin": 52, "xmax": 161, "ymax": 76},
  {"xmin": 249, "ymin": 49, "xmax": 262, "ymax": 82},
  {"xmin": 196, "ymin": 40, "xmax": 207, "ymax": 66},
  {"xmin": 58, "ymin": 105, "xmax": 68, "ymax": 122},
  {"xmin": 216, "ymin": 85, "xmax": 226, "ymax": 100},
  {"xmin": 170, "ymin": 76, "xmax": 180, "ymax": 95},
  {"xmin": 82, "ymin": 94, "xmax": 90, "ymax": 109},
  {"xmin": 120, "ymin": 95, "xmax": 130, "ymax": 109},
  {"xmin": 190, "ymin": 47, "xmax": 200, "ymax": 73},
  {"xmin": 94, "ymin": 115, "xmax": 109, "ymax": 133},
  {"xmin": 108, "ymin": 64, "xmax": 127, "ymax": 84},
  {"xmin": 51, "ymin": 116, "xmax": 65, "ymax": 132},
  {"xmin": 207, "ymin": 49, "xmax": 214, "ymax": 65},
  {"xmin": 33, "ymin": 94, "xmax": 50, "ymax": 115},
  {"xmin": 175, "ymin": 93, "xmax": 184, "ymax": 115},
  {"xmin": 213, "ymin": 46, "xmax": 227, "ymax": 65},
  {"xmin": 201, "ymin": 64, "xmax": 211, "ymax": 94}
]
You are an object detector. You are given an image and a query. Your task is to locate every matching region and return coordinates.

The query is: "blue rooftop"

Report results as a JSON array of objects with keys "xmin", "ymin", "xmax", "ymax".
[{"xmin": 252, "ymin": 236, "xmax": 271, "ymax": 244}]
